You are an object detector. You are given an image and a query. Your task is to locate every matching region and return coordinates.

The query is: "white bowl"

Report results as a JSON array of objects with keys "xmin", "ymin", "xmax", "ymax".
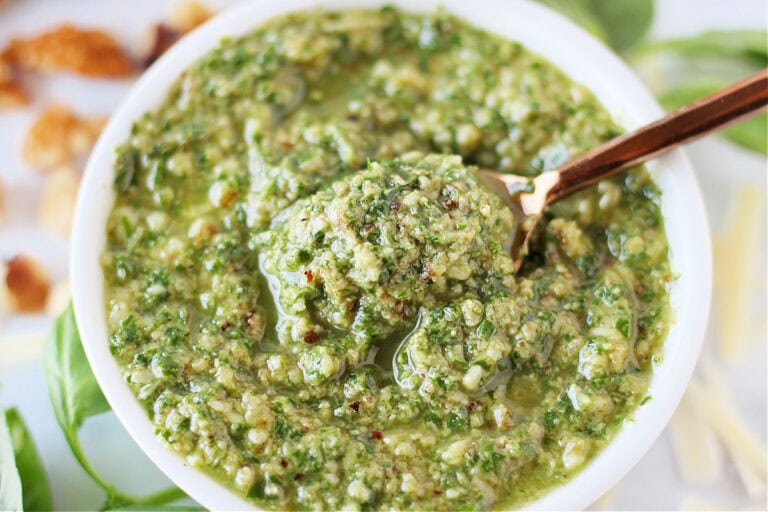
[{"xmin": 71, "ymin": 0, "xmax": 712, "ymax": 509}]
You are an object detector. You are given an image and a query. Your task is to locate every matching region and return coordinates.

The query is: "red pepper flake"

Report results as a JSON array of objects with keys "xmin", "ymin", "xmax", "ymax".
[
  {"xmin": 467, "ymin": 401, "xmax": 477, "ymax": 412},
  {"xmin": 433, "ymin": 489, "xmax": 443, "ymax": 495},
  {"xmin": 441, "ymin": 198, "xmax": 457, "ymax": 210},
  {"xmin": 304, "ymin": 269, "xmax": 314, "ymax": 284},
  {"xmin": 293, "ymin": 473, "xmax": 304, "ymax": 481},
  {"xmin": 349, "ymin": 401, "xmax": 360, "ymax": 412},
  {"xmin": 363, "ymin": 224, "xmax": 375, "ymax": 233},
  {"xmin": 280, "ymin": 458, "xmax": 288, "ymax": 468},
  {"xmin": 303, "ymin": 331, "xmax": 320, "ymax": 344},
  {"xmin": 371, "ymin": 430, "xmax": 383, "ymax": 440}
]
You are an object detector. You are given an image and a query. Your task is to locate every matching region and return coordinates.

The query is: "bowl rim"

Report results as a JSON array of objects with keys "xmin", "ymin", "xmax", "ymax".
[{"xmin": 70, "ymin": 0, "xmax": 712, "ymax": 510}]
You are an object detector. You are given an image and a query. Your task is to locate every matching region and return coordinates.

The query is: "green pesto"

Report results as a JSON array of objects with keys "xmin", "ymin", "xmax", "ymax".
[{"xmin": 102, "ymin": 7, "xmax": 671, "ymax": 511}]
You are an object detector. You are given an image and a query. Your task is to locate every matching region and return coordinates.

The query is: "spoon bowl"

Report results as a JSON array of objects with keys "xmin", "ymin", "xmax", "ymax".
[{"xmin": 481, "ymin": 68, "xmax": 768, "ymax": 269}]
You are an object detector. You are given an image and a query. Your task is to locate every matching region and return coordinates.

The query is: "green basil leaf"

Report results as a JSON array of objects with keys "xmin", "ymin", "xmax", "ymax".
[
  {"xmin": 536, "ymin": 0, "xmax": 608, "ymax": 42},
  {"xmin": 46, "ymin": 303, "xmax": 110, "ymax": 433},
  {"xmin": 6, "ymin": 409, "xmax": 52, "ymax": 512},
  {"xmin": 537, "ymin": 0, "xmax": 654, "ymax": 52},
  {"xmin": 660, "ymin": 80, "xmax": 767, "ymax": 155},
  {"xmin": 639, "ymin": 30, "xmax": 767, "ymax": 66},
  {"xmin": 45, "ymin": 304, "xmax": 189, "ymax": 509},
  {"xmin": 0, "ymin": 404, "xmax": 23, "ymax": 512},
  {"xmin": 588, "ymin": 0, "xmax": 654, "ymax": 52},
  {"xmin": 717, "ymin": 115, "xmax": 768, "ymax": 156}
]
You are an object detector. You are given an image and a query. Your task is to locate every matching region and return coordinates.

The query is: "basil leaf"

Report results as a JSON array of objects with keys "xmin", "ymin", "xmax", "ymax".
[
  {"xmin": 6, "ymin": 409, "xmax": 52, "ymax": 512},
  {"xmin": 588, "ymin": 0, "xmax": 654, "ymax": 53},
  {"xmin": 536, "ymin": 0, "xmax": 608, "ymax": 42},
  {"xmin": 46, "ymin": 303, "xmax": 111, "ymax": 434},
  {"xmin": 660, "ymin": 80, "xmax": 767, "ymax": 155},
  {"xmin": 636, "ymin": 30, "xmax": 768, "ymax": 66},
  {"xmin": 537, "ymin": 0, "xmax": 654, "ymax": 52},
  {"xmin": 0, "ymin": 405, "xmax": 23, "ymax": 512},
  {"xmin": 45, "ymin": 304, "xmax": 189, "ymax": 509}
]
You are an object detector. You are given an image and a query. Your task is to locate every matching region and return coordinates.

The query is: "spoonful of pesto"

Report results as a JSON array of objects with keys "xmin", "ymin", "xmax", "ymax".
[{"xmin": 480, "ymin": 68, "xmax": 768, "ymax": 270}]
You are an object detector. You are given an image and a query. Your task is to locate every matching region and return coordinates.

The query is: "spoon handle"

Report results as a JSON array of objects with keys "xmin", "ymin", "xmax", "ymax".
[{"xmin": 546, "ymin": 68, "xmax": 768, "ymax": 205}]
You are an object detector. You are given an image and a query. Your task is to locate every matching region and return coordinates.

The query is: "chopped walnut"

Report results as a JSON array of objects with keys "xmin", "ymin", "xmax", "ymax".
[
  {"xmin": 38, "ymin": 166, "xmax": 81, "ymax": 237},
  {"xmin": 140, "ymin": 1, "xmax": 214, "ymax": 67},
  {"xmin": 2, "ymin": 255, "xmax": 51, "ymax": 313},
  {"xmin": 140, "ymin": 24, "xmax": 181, "ymax": 68},
  {"xmin": 6, "ymin": 24, "xmax": 134, "ymax": 78},
  {"xmin": 0, "ymin": 53, "xmax": 28, "ymax": 108},
  {"xmin": 22, "ymin": 105, "xmax": 106, "ymax": 170},
  {"xmin": 168, "ymin": 1, "xmax": 214, "ymax": 32},
  {"xmin": 0, "ymin": 81, "xmax": 27, "ymax": 108}
]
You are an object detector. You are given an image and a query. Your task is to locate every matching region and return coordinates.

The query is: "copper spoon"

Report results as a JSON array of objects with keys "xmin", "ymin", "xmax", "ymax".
[{"xmin": 480, "ymin": 68, "xmax": 768, "ymax": 271}]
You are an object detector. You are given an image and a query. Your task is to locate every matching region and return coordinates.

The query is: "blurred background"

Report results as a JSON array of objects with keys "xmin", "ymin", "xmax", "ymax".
[{"xmin": 0, "ymin": 0, "xmax": 765, "ymax": 510}]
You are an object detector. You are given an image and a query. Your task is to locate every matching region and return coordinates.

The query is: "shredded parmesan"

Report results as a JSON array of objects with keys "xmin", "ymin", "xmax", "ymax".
[
  {"xmin": 590, "ymin": 483, "xmax": 622, "ymax": 510},
  {"xmin": 678, "ymin": 495, "xmax": 723, "ymax": 511},
  {"xmin": 686, "ymin": 379, "xmax": 767, "ymax": 498},
  {"xmin": 713, "ymin": 186, "xmax": 765, "ymax": 362},
  {"xmin": 669, "ymin": 391, "xmax": 722, "ymax": 482}
]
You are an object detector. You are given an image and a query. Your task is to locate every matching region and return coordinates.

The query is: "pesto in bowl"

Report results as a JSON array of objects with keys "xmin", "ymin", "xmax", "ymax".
[{"xmin": 102, "ymin": 8, "xmax": 671, "ymax": 510}]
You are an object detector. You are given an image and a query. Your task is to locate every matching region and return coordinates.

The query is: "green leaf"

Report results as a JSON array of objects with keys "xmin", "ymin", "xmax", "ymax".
[
  {"xmin": 536, "ymin": 0, "xmax": 654, "ymax": 52},
  {"xmin": 660, "ymin": 80, "xmax": 767, "ymax": 155},
  {"xmin": 0, "ymin": 405, "xmax": 23, "ymax": 512},
  {"xmin": 6, "ymin": 409, "xmax": 52, "ymax": 512},
  {"xmin": 45, "ymin": 304, "xmax": 189, "ymax": 509},
  {"xmin": 536, "ymin": 0, "xmax": 608, "ymax": 42},
  {"xmin": 635, "ymin": 30, "xmax": 768, "ymax": 66},
  {"xmin": 718, "ymin": 115, "xmax": 768, "ymax": 156},
  {"xmin": 588, "ymin": 0, "xmax": 654, "ymax": 52},
  {"xmin": 46, "ymin": 303, "xmax": 111, "ymax": 435}
]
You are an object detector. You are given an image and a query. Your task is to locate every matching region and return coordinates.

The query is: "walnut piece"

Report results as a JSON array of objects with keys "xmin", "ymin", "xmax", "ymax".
[
  {"xmin": 0, "ymin": 53, "xmax": 29, "ymax": 108},
  {"xmin": 6, "ymin": 24, "xmax": 134, "ymax": 78},
  {"xmin": 38, "ymin": 166, "xmax": 81, "ymax": 237},
  {"xmin": 0, "ymin": 81, "xmax": 27, "ymax": 108},
  {"xmin": 141, "ymin": 2, "xmax": 214, "ymax": 67},
  {"xmin": 140, "ymin": 24, "xmax": 182, "ymax": 68},
  {"xmin": 22, "ymin": 105, "xmax": 106, "ymax": 170},
  {"xmin": 3, "ymin": 254, "xmax": 51, "ymax": 313},
  {"xmin": 168, "ymin": 0, "xmax": 214, "ymax": 32}
]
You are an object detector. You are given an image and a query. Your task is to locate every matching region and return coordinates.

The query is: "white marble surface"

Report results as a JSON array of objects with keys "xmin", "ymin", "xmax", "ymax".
[{"xmin": 0, "ymin": 1, "xmax": 765, "ymax": 510}]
